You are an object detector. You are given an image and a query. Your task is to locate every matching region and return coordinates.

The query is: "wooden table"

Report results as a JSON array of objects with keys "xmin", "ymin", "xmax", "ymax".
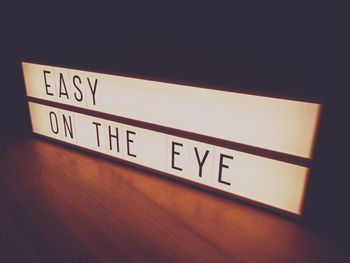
[{"xmin": 0, "ymin": 136, "xmax": 348, "ymax": 262}]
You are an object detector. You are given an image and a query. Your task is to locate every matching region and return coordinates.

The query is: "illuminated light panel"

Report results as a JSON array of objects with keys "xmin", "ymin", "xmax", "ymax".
[
  {"xmin": 23, "ymin": 62, "xmax": 320, "ymax": 158},
  {"xmin": 23, "ymin": 62, "xmax": 321, "ymax": 215}
]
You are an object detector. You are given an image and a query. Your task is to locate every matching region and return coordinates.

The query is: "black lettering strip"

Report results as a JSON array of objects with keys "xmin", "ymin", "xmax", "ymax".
[{"xmin": 27, "ymin": 96, "xmax": 312, "ymax": 168}]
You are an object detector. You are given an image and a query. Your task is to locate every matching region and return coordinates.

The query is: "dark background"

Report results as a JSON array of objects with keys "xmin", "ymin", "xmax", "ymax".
[{"xmin": 1, "ymin": 2, "xmax": 349, "ymax": 247}]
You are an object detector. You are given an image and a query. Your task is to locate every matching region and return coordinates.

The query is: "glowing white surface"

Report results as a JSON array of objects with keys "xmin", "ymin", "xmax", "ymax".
[
  {"xmin": 28, "ymin": 102, "xmax": 309, "ymax": 214},
  {"xmin": 23, "ymin": 62, "xmax": 320, "ymax": 158}
]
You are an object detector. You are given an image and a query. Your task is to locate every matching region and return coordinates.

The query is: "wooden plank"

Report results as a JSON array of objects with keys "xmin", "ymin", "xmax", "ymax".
[
  {"xmin": 0, "ymin": 201, "xmax": 42, "ymax": 263},
  {"xmin": 0, "ymin": 137, "xmax": 348, "ymax": 262}
]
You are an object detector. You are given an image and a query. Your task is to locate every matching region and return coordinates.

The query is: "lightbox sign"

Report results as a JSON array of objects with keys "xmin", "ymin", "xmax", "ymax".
[{"xmin": 22, "ymin": 62, "xmax": 321, "ymax": 216}]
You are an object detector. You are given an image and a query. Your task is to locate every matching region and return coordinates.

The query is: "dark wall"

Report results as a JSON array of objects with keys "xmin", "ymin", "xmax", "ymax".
[{"xmin": 2, "ymin": 2, "xmax": 349, "ymax": 247}]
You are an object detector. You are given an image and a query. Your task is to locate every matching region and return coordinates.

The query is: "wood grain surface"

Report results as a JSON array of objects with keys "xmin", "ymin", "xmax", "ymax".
[{"xmin": 0, "ymin": 136, "xmax": 348, "ymax": 263}]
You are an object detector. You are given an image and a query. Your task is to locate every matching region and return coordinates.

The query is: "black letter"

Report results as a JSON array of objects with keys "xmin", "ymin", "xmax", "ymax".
[
  {"xmin": 92, "ymin": 122, "xmax": 101, "ymax": 147},
  {"xmin": 218, "ymin": 154, "xmax": 233, "ymax": 185},
  {"xmin": 62, "ymin": 114, "xmax": 74, "ymax": 139},
  {"xmin": 194, "ymin": 147, "xmax": 209, "ymax": 177},
  {"xmin": 49, "ymin": 111, "xmax": 59, "ymax": 134},
  {"xmin": 171, "ymin": 142, "xmax": 183, "ymax": 171},
  {"xmin": 126, "ymin": 130, "xmax": 136, "ymax": 157},
  {"xmin": 108, "ymin": 126, "xmax": 120, "ymax": 152},
  {"xmin": 43, "ymin": 70, "xmax": 53, "ymax": 96},
  {"xmin": 59, "ymin": 73, "xmax": 69, "ymax": 99},
  {"xmin": 87, "ymin": 78, "xmax": 98, "ymax": 105},
  {"xmin": 73, "ymin": 75, "xmax": 83, "ymax": 102}
]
